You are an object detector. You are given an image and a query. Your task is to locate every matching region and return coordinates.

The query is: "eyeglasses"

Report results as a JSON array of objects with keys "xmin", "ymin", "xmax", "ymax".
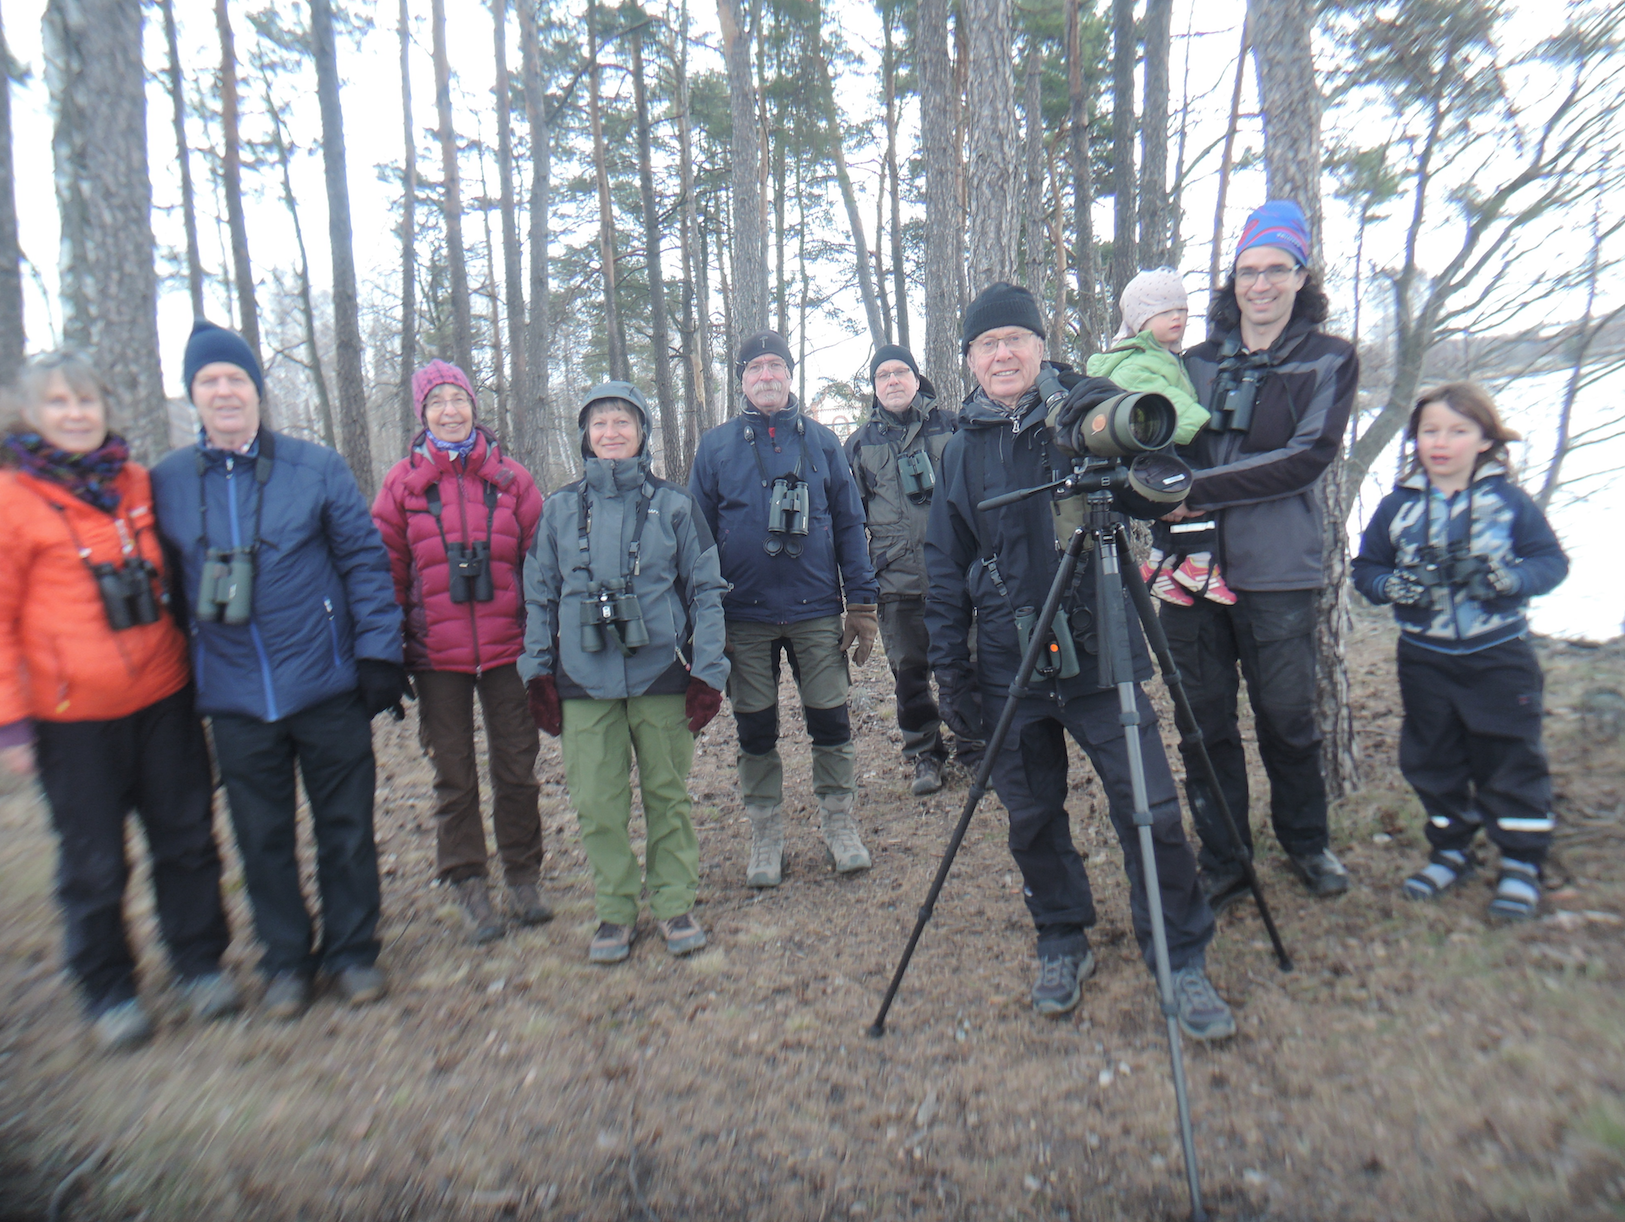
[
  {"xmin": 427, "ymin": 391, "xmax": 473, "ymax": 409},
  {"xmin": 874, "ymin": 367, "xmax": 914, "ymax": 383},
  {"xmin": 744, "ymin": 358, "xmax": 789, "ymax": 376},
  {"xmin": 969, "ymin": 332, "xmax": 1038, "ymax": 358},
  {"xmin": 1234, "ymin": 264, "xmax": 1302, "ymax": 287}
]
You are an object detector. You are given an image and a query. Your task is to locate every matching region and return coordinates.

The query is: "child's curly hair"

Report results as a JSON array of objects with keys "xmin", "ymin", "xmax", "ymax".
[{"xmin": 1405, "ymin": 382, "xmax": 1521, "ymax": 479}]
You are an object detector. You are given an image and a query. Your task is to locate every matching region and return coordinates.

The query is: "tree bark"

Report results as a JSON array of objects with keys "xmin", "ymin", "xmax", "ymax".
[
  {"xmin": 44, "ymin": 0, "xmax": 166, "ymax": 461},
  {"xmin": 587, "ymin": 5, "xmax": 628, "ymax": 381},
  {"xmin": 493, "ymin": 0, "xmax": 527, "ymax": 445},
  {"xmin": 215, "ymin": 0, "xmax": 261, "ymax": 379},
  {"xmin": 518, "ymin": 0, "xmax": 554, "ymax": 476},
  {"xmin": 0, "ymin": 9, "xmax": 23, "ymax": 381},
  {"xmin": 398, "ymin": 0, "xmax": 418, "ymax": 447},
  {"xmin": 1137, "ymin": 0, "xmax": 1172, "ymax": 266},
  {"xmin": 818, "ymin": 31, "xmax": 886, "ymax": 350},
  {"xmin": 716, "ymin": 0, "xmax": 768, "ymax": 337},
  {"xmin": 1067, "ymin": 0, "xmax": 1101, "ymax": 358},
  {"xmin": 919, "ymin": 0, "xmax": 964, "ymax": 406},
  {"xmin": 964, "ymin": 0, "xmax": 1019, "ymax": 290},
  {"xmin": 672, "ymin": 0, "xmax": 713, "ymax": 450},
  {"xmin": 631, "ymin": 26, "xmax": 681, "ymax": 478},
  {"xmin": 1208, "ymin": 17, "xmax": 1248, "ymax": 290},
  {"xmin": 1109, "ymin": 0, "xmax": 1136, "ymax": 306},
  {"xmin": 881, "ymin": 4, "xmax": 909, "ymax": 350},
  {"xmin": 158, "ymin": 0, "xmax": 204, "ymax": 321},
  {"xmin": 310, "ymin": 0, "xmax": 376, "ymax": 492},
  {"xmin": 1020, "ymin": 45, "xmax": 1047, "ymax": 328},
  {"xmin": 430, "ymin": 0, "xmax": 475, "ymax": 374}
]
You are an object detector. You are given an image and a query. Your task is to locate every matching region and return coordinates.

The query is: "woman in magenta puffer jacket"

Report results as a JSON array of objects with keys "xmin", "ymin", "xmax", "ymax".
[{"xmin": 373, "ymin": 360, "xmax": 549, "ymax": 944}]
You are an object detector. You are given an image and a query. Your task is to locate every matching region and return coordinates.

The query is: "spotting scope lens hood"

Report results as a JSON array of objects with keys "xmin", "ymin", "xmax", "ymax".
[{"xmin": 1126, "ymin": 451, "xmax": 1195, "ymax": 505}]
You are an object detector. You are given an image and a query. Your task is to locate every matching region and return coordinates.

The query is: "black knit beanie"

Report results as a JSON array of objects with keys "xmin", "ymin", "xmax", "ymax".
[
  {"xmin": 869, "ymin": 344, "xmax": 920, "ymax": 382},
  {"xmin": 961, "ymin": 283, "xmax": 1045, "ymax": 354},
  {"xmin": 735, "ymin": 330, "xmax": 795, "ymax": 379},
  {"xmin": 184, "ymin": 319, "xmax": 264, "ymax": 402}
]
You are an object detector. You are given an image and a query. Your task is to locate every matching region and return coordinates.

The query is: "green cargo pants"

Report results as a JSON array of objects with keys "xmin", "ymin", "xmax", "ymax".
[
  {"xmin": 725, "ymin": 616, "xmax": 855, "ymax": 806},
  {"xmin": 560, "ymin": 694, "xmax": 699, "ymax": 926}
]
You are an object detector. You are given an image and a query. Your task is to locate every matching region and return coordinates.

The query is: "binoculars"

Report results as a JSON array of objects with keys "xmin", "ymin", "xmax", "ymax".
[
  {"xmin": 580, "ymin": 579, "xmax": 649, "ymax": 656},
  {"xmin": 196, "ymin": 548, "xmax": 255, "ymax": 625},
  {"xmin": 93, "ymin": 557, "xmax": 162, "ymax": 632},
  {"xmin": 448, "ymin": 540, "xmax": 494, "ymax": 604},
  {"xmin": 1015, "ymin": 604, "xmax": 1081, "ymax": 680},
  {"xmin": 764, "ymin": 477, "xmax": 810, "ymax": 556},
  {"xmin": 1410, "ymin": 540, "xmax": 1490, "ymax": 589},
  {"xmin": 897, "ymin": 450, "xmax": 935, "ymax": 503}
]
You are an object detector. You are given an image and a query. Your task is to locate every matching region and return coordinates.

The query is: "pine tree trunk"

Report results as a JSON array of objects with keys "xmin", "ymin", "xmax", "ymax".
[
  {"xmin": 963, "ymin": 0, "xmax": 1018, "ymax": 290},
  {"xmin": 919, "ymin": 0, "xmax": 963, "ymax": 407},
  {"xmin": 310, "ymin": 0, "xmax": 376, "ymax": 493},
  {"xmin": 818, "ymin": 34, "xmax": 886, "ymax": 350},
  {"xmin": 1047, "ymin": 143, "xmax": 1067, "ymax": 361},
  {"xmin": 631, "ymin": 29, "xmax": 682, "ymax": 479},
  {"xmin": 158, "ymin": 0, "xmax": 204, "ymax": 321},
  {"xmin": 268, "ymin": 95, "xmax": 336, "ymax": 449},
  {"xmin": 215, "ymin": 0, "xmax": 261, "ymax": 379},
  {"xmin": 673, "ymin": 2, "xmax": 712, "ymax": 450},
  {"xmin": 44, "ymin": 0, "xmax": 166, "ymax": 461},
  {"xmin": 1208, "ymin": 17, "xmax": 1248, "ymax": 290},
  {"xmin": 587, "ymin": 10, "xmax": 628, "ymax": 381},
  {"xmin": 1067, "ymin": 0, "xmax": 1101, "ymax": 358},
  {"xmin": 398, "ymin": 0, "xmax": 418, "ymax": 447},
  {"xmin": 1109, "ymin": 0, "xmax": 1136, "ymax": 307},
  {"xmin": 518, "ymin": 0, "xmax": 554, "ymax": 477},
  {"xmin": 430, "ymin": 0, "xmax": 474, "ymax": 374},
  {"xmin": 493, "ymin": 0, "xmax": 527, "ymax": 446},
  {"xmin": 881, "ymin": 7, "xmax": 909, "ymax": 350},
  {"xmin": 716, "ymin": 0, "xmax": 768, "ymax": 336},
  {"xmin": 1020, "ymin": 46, "xmax": 1047, "ymax": 325},
  {"xmin": 0, "ymin": 10, "xmax": 22, "ymax": 382},
  {"xmin": 476, "ymin": 146, "xmax": 506, "ymax": 433},
  {"xmin": 1137, "ymin": 0, "xmax": 1172, "ymax": 267}
]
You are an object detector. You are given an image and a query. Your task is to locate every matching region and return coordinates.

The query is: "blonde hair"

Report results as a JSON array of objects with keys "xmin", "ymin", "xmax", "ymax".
[
  {"xmin": 3, "ymin": 351, "xmax": 108, "ymax": 436},
  {"xmin": 1406, "ymin": 382, "xmax": 1520, "ymax": 478}
]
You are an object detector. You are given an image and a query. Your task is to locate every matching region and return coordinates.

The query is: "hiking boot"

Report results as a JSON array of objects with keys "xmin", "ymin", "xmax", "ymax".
[
  {"xmin": 1487, "ymin": 858, "xmax": 1541, "ymax": 922},
  {"xmin": 818, "ymin": 793, "xmax": 871, "ymax": 874},
  {"xmin": 455, "ymin": 878, "xmax": 505, "ymax": 944},
  {"xmin": 911, "ymin": 755, "xmax": 945, "ymax": 796},
  {"xmin": 507, "ymin": 883, "xmax": 555, "ymax": 926},
  {"xmin": 1031, "ymin": 949, "xmax": 1095, "ymax": 1017},
  {"xmin": 181, "ymin": 972, "xmax": 243, "ymax": 1023},
  {"xmin": 92, "ymin": 998, "xmax": 153, "ymax": 1053},
  {"xmin": 1402, "ymin": 848, "xmax": 1476, "ymax": 901},
  {"xmin": 1171, "ymin": 964, "xmax": 1236, "ymax": 1041},
  {"xmin": 334, "ymin": 965, "xmax": 387, "ymax": 1007},
  {"xmin": 589, "ymin": 921, "xmax": 634, "ymax": 964},
  {"xmin": 657, "ymin": 912, "xmax": 708, "ymax": 957},
  {"xmin": 1289, "ymin": 847, "xmax": 1350, "ymax": 897},
  {"xmin": 745, "ymin": 802, "xmax": 786, "ymax": 888},
  {"xmin": 1198, "ymin": 863, "xmax": 1252, "ymax": 918},
  {"xmin": 261, "ymin": 972, "xmax": 311, "ymax": 1022}
]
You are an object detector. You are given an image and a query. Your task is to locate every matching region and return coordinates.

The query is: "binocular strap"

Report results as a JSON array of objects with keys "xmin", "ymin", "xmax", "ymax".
[
  {"xmin": 574, "ymin": 478, "xmax": 656, "ymax": 585},
  {"xmin": 427, "ymin": 475, "xmax": 502, "ymax": 571},
  {"xmin": 43, "ymin": 497, "xmax": 162, "ymax": 641}
]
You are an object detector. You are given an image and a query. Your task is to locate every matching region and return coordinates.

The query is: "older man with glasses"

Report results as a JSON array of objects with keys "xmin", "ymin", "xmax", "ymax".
[{"xmin": 688, "ymin": 331, "xmax": 879, "ymax": 889}]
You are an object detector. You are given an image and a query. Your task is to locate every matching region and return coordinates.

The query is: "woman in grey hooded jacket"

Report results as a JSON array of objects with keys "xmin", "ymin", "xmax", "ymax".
[{"xmin": 519, "ymin": 383, "xmax": 729, "ymax": 963}]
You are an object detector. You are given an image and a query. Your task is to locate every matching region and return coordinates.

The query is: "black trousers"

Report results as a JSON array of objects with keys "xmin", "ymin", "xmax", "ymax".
[
  {"xmin": 983, "ymin": 684, "xmax": 1213, "ymax": 972},
  {"xmin": 34, "ymin": 686, "xmax": 229, "ymax": 1017},
  {"xmin": 1397, "ymin": 636, "xmax": 1553, "ymax": 863},
  {"xmin": 1160, "ymin": 589, "xmax": 1329, "ymax": 870},
  {"xmin": 211, "ymin": 689, "xmax": 381, "ymax": 978}
]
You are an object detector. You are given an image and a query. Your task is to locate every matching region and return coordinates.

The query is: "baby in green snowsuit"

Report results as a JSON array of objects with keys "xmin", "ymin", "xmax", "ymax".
[{"xmin": 1086, "ymin": 267, "xmax": 1234, "ymax": 605}]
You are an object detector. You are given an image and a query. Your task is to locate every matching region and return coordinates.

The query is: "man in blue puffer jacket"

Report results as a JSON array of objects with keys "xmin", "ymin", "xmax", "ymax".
[
  {"xmin": 688, "ymin": 330, "xmax": 879, "ymax": 889},
  {"xmin": 151, "ymin": 320, "xmax": 405, "ymax": 1021}
]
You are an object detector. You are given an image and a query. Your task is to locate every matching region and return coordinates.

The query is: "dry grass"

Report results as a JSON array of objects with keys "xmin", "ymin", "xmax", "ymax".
[{"xmin": 1, "ymin": 613, "xmax": 1622, "ymax": 1221}]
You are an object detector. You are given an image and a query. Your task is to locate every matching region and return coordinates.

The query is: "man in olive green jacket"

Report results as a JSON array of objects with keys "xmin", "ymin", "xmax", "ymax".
[{"xmin": 843, "ymin": 345, "xmax": 981, "ymax": 795}]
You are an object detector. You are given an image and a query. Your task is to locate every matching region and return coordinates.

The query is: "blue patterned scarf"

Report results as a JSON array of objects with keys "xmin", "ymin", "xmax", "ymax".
[{"xmin": 4, "ymin": 431, "xmax": 129, "ymax": 513}]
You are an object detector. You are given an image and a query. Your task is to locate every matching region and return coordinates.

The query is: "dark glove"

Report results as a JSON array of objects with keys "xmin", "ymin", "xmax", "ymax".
[
  {"xmin": 935, "ymin": 666, "xmax": 978, "ymax": 743},
  {"xmin": 355, "ymin": 659, "xmax": 408, "ymax": 719},
  {"xmin": 1381, "ymin": 571, "xmax": 1431, "ymax": 607},
  {"xmin": 685, "ymin": 677, "xmax": 723, "ymax": 734},
  {"xmin": 527, "ymin": 675, "xmax": 562, "ymax": 737},
  {"xmin": 1045, "ymin": 375, "xmax": 1130, "ymax": 457},
  {"xmin": 1466, "ymin": 557, "xmax": 1522, "ymax": 602}
]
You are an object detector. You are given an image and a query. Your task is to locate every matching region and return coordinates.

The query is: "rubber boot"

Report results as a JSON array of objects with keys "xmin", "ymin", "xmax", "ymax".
[
  {"xmin": 745, "ymin": 802, "xmax": 785, "ymax": 888},
  {"xmin": 818, "ymin": 792, "xmax": 871, "ymax": 874}
]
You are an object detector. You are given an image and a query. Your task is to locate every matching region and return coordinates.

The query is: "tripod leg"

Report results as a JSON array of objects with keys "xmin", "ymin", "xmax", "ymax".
[
  {"xmin": 1118, "ymin": 533, "xmax": 1295, "ymax": 973},
  {"xmin": 869, "ymin": 527, "xmax": 1093, "ymax": 1037}
]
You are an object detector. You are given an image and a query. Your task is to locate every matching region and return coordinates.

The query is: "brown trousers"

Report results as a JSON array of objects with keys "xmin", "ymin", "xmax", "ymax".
[{"xmin": 414, "ymin": 664, "xmax": 543, "ymax": 886}]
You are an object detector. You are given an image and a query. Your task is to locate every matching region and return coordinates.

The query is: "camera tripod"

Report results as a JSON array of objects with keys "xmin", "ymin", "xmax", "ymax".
[{"xmin": 868, "ymin": 475, "xmax": 1295, "ymax": 1222}]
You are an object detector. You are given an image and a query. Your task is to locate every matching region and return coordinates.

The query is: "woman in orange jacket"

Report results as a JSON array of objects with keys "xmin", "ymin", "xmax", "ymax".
[{"xmin": 0, "ymin": 352, "xmax": 236, "ymax": 1051}]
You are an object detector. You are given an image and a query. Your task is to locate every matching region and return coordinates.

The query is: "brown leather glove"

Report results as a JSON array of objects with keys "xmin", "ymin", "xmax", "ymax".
[{"xmin": 838, "ymin": 603, "xmax": 879, "ymax": 667}]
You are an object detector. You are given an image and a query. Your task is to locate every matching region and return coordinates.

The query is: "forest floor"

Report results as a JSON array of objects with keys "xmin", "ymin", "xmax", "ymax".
[{"xmin": 1, "ymin": 606, "xmax": 1623, "ymax": 1222}]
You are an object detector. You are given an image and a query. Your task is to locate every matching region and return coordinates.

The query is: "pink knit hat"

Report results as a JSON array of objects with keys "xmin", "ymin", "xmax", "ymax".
[
  {"xmin": 1114, "ymin": 267, "xmax": 1189, "ymax": 342},
  {"xmin": 412, "ymin": 359, "xmax": 476, "ymax": 420}
]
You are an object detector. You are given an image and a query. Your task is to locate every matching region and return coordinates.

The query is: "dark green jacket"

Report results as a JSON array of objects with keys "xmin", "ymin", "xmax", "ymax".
[{"xmin": 842, "ymin": 391, "xmax": 957, "ymax": 601}]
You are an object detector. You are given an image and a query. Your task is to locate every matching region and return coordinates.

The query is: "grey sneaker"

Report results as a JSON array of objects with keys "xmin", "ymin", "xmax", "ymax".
[
  {"xmin": 1030, "ymin": 949, "xmax": 1096, "ymax": 1017},
  {"xmin": 589, "ymin": 921, "xmax": 634, "ymax": 965},
  {"xmin": 181, "ymin": 972, "xmax": 243, "ymax": 1023},
  {"xmin": 657, "ymin": 912, "xmax": 708, "ymax": 957},
  {"xmin": 261, "ymin": 972, "xmax": 311, "ymax": 1022},
  {"xmin": 507, "ymin": 883, "xmax": 555, "ymax": 926},
  {"xmin": 911, "ymin": 755, "xmax": 945, "ymax": 796},
  {"xmin": 1289, "ymin": 847, "xmax": 1350, "ymax": 897},
  {"xmin": 334, "ymin": 965, "xmax": 387, "ymax": 1007},
  {"xmin": 92, "ymin": 998, "xmax": 153, "ymax": 1052},
  {"xmin": 455, "ymin": 878, "xmax": 506, "ymax": 944},
  {"xmin": 1171, "ymin": 964, "xmax": 1236, "ymax": 1041}
]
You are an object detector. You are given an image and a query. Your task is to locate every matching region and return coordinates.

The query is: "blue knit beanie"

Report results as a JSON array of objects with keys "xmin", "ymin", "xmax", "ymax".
[
  {"xmin": 1234, "ymin": 200, "xmax": 1312, "ymax": 268},
  {"xmin": 184, "ymin": 319, "xmax": 264, "ymax": 402}
]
